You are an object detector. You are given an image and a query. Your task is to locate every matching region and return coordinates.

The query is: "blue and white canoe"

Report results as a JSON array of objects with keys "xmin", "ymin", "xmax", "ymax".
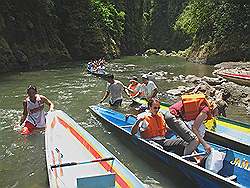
[
  {"xmin": 45, "ymin": 110, "xmax": 144, "ymax": 188},
  {"xmin": 89, "ymin": 105, "xmax": 250, "ymax": 188}
]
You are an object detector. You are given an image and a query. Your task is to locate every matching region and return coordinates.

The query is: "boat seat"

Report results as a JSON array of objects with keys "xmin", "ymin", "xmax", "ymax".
[{"xmin": 77, "ymin": 173, "xmax": 116, "ymax": 188}]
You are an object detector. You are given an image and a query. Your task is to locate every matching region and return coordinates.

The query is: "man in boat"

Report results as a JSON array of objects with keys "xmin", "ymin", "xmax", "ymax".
[
  {"xmin": 20, "ymin": 85, "xmax": 54, "ymax": 135},
  {"xmin": 133, "ymin": 74, "xmax": 158, "ymax": 100},
  {"xmin": 100, "ymin": 74, "xmax": 131, "ymax": 107},
  {"xmin": 131, "ymin": 98, "xmax": 185, "ymax": 153},
  {"xmin": 163, "ymin": 94, "xmax": 219, "ymax": 155}
]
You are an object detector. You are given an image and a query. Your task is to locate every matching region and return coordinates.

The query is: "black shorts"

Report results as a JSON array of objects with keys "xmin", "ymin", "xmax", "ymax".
[{"xmin": 109, "ymin": 99, "xmax": 122, "ymax": 107}]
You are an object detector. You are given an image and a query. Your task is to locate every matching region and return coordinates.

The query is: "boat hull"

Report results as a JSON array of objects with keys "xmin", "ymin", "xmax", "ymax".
[
  {"xmin": 217, "ymin": 72, "xmax": 250, "ymax": 86},
  {"xmin": 89, "ymin": 105, "xmax": 249, "ymax": 188},
  {"xmin": 87, "ymin": 69, "xmax": 106, "ymax": 78},
  {"xmin": 45, "ymin": 110, "xmax": 144, "ymax": 188}
]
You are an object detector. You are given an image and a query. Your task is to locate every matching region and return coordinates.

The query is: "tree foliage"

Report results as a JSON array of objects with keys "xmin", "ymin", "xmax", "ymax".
[
  {"xmin": 90, "ymin": 0, "xmax": 125, "ymax": 42},
  {"xmin": 174, "ymin": 0, "xmax": 250, "ymax": 61}
]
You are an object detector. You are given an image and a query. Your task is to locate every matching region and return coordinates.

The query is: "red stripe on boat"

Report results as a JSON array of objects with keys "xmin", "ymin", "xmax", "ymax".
[
  {"xmin": 57, "ymin": 117, "xmax": 129, "ymax": 188},
  {"xmin": 222, "ymin": 73, "xmax": 250, "ymax": 79}
]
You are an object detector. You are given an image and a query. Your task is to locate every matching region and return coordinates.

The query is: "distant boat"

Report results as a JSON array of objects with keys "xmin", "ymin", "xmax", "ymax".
[
  {"xmin": 89, "ymin": 105, "xmax": 250, "ymax": 188},
  {"xmin": 217, "ymin": 72, "xmax": 250, "ymax": 86},
  {"xmin": 87, "ymin": 68, "xmax": 106, "ymax": 78},
  {"xmin": 45, "ymin": 110, "xmax": 144, "ymax": 188}
]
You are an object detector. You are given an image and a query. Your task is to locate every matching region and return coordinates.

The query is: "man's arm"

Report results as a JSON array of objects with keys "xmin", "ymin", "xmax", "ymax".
[
  {"xmin": 131, "ymin": 119, "xmax": 143, "ymax": 135},
  {"xmin": 100, "ymin": 91, "xmax": 110, "ymax": 103},
  {"xmin": 192, "ymin": 112, "xmax": 211, "ymax": 153},
  {"xmin": 20, "ymin": 101, "xmax": 28, "ymax": 126},
  {"xmin": 41, "ymin": 95, "xmax": 54, "ymax": 111},
  {"xmin": 150, "ymin": 88, "xmax": 158, "ymax": 98}
]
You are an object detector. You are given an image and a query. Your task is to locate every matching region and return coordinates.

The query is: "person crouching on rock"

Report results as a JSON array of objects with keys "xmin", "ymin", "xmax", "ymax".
[{"xmin": 20, "ymin": 85, "xmax": 54, "ymax": 135}]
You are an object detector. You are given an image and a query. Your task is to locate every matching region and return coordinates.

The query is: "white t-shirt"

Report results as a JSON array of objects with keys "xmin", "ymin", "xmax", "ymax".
[
  {"xmin": 140, "ymin": 81, "xmax": 157, "ymax": 98},
  {"xmin": 98, "ymin": 65, "xmax": 105, "ymax": 74},
  {"xmin": 106, "ymin": 80, "xmax": 124, "ymax": 104},
  {"xmin": 26, "ymin": 94, "xmax": 46, "ymax": 128}
]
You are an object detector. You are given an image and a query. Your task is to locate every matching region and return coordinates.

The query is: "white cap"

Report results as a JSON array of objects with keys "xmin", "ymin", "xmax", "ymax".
[{"xmin": 141, "ymin": 74, "xmax": 148, "ymax": 79}]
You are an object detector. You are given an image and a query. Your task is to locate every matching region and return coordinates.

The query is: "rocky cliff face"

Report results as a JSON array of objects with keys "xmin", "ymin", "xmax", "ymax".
[
  {"xmin": 0, "ymin": 0, "xmax": 123, "ymax": 72},
  {"xmin": 0, "ymin": 0, "xmax": 71, "ymax": 72}
]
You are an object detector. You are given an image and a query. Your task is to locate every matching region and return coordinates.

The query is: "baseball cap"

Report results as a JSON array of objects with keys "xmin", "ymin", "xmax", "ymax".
[{"xmin": 141, "ymin": 74, "xmax": 148, "ymax": 79}]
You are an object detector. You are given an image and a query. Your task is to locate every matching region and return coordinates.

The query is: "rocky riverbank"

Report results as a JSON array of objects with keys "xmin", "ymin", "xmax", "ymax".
[{"xmin": 147, "ymin": 61, "xmax": 250, "ymax": 115}]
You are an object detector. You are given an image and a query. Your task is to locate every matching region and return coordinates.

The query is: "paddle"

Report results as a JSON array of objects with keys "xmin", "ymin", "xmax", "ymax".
[
  {"xmin": 51, "ymin": 157, "xmax": 115, "ymax": 169},
  {"xmin": 181, "ymin": 152, "xmax": 207, "ymax": 159}
]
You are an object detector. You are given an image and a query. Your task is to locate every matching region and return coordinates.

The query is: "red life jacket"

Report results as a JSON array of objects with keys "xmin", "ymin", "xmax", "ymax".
[
  {"xmin": 140, "ymin": 112, "xmax": 166, "ymax": 139},
  {"xmin": 181, "ymin": 94, "xmax": 213, "ymax": 121},
  {"xmin": 128, "ymin": 83, "xmax": 139, "ymax": 97}
]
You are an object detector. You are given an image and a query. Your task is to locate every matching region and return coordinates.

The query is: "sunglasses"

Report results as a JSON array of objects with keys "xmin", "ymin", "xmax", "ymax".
[{"xmin": 153, "ymin": 106, "xmax": 160, "ymax": 110}]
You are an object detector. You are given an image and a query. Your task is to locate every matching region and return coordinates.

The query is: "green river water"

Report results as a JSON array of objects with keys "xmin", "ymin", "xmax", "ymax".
[{"xmin": 0, "ymin": 56, "xmax": 249, "ymax": 188}]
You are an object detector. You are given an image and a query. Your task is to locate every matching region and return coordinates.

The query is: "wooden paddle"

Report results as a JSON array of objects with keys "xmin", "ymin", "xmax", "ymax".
[{"xmin": 51, "ymin": 157, "xmax": 115, "ymax": 169}]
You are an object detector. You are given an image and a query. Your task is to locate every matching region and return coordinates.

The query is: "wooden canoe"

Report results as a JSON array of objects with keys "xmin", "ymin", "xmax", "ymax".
[
  {"xmin": 89, "ymin": 105, "xmax": 249, "ymax": 188},
  {"xmin": 133, "ymin": 98, "xmax": 250, "ymax": 154},
  {"xmin": 45, "ymin": 110, "xmax": 144, "ymax": 188},
  {"xmin": 217, "ymin": 72, "xmax": 250, "ymax": 86}
]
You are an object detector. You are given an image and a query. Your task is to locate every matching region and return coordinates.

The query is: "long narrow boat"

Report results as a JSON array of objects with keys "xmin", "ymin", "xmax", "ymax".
[
  {"xmin": 217, "ymin": 72, "xmax": 250, "ymax": 86},
  {"xmin": 133, "ymin": 98, "xmax": 250, "ymax": 154},
  {"xmin": 89, "ymin": 105, "xmax": 250, "ymax": 188},
  {"xmin": 45, "ymin": 110, "xmax": 144, "ymax": 188},
  {"xmin": 87, "ymin": 69, "xmax": 106, "ymax": 78}
]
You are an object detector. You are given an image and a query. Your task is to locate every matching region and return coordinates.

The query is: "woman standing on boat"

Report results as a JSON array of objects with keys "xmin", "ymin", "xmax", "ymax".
[
  {"xmin": 20, "ymin": 85, "xmax": 54, "ymax": 135},
  {"xmin": 163, "ymin": 94, "xmax": 219, "ymax": 155}
]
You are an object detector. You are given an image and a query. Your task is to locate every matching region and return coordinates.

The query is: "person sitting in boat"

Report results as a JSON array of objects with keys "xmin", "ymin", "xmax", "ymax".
[
  {"xmin": 133, "ymin": 74, "xmax": 158, "ymax": 100},
  {"xmin": 97, "ymin": 62, "xmax": 105, "ymax": 74},
  {"xmin": 127, "ymin": 76, "xmax": 143, "ymax": 98},
  {"xmin": 100, "ymin": 74, "xmax": 131, "ymax": 107},
  {"xmin": 131, "ymin": 98, "xmax": 185, "ymax": 153},
  {"xmin": 163, "ymin": 94, "xmax": 219, "ymax": 155},
  {"xmin": 20, "ymin": 85, "xmax": 54, "ymax": 135},
  {"xmin": 87, "ymin": 61, "xmax": 93, "ymax": 72}
]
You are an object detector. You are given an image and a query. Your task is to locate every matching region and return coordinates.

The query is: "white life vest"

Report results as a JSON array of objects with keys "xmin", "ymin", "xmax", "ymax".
[{"xmin": 26, "ymin": 94, "xmax": 46, "ymax": 128}]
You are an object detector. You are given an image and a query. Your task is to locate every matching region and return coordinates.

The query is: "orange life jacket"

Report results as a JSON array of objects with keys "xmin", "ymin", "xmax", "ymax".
[
  {"xmin": 181, "ymin": 94, "xmax": 213, "ymax": 121},
  {"xmin": 140, "ymin": 112, "xmax": 166, "ymax": 139},
  {"xmin": 128, "ymin": 83, "xmax": 139, "ymax": 97}
]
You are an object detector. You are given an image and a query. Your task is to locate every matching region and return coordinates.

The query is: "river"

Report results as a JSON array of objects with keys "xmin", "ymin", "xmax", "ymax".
[{"xmin": 0, "ymin": 56, "xmax": 249, "ymax": 188}]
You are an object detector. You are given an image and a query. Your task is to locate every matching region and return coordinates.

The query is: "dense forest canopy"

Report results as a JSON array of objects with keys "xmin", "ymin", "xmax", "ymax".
[{"xmin": 0, "ymin": 0, "xmax": 249, "ymax": 71}]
